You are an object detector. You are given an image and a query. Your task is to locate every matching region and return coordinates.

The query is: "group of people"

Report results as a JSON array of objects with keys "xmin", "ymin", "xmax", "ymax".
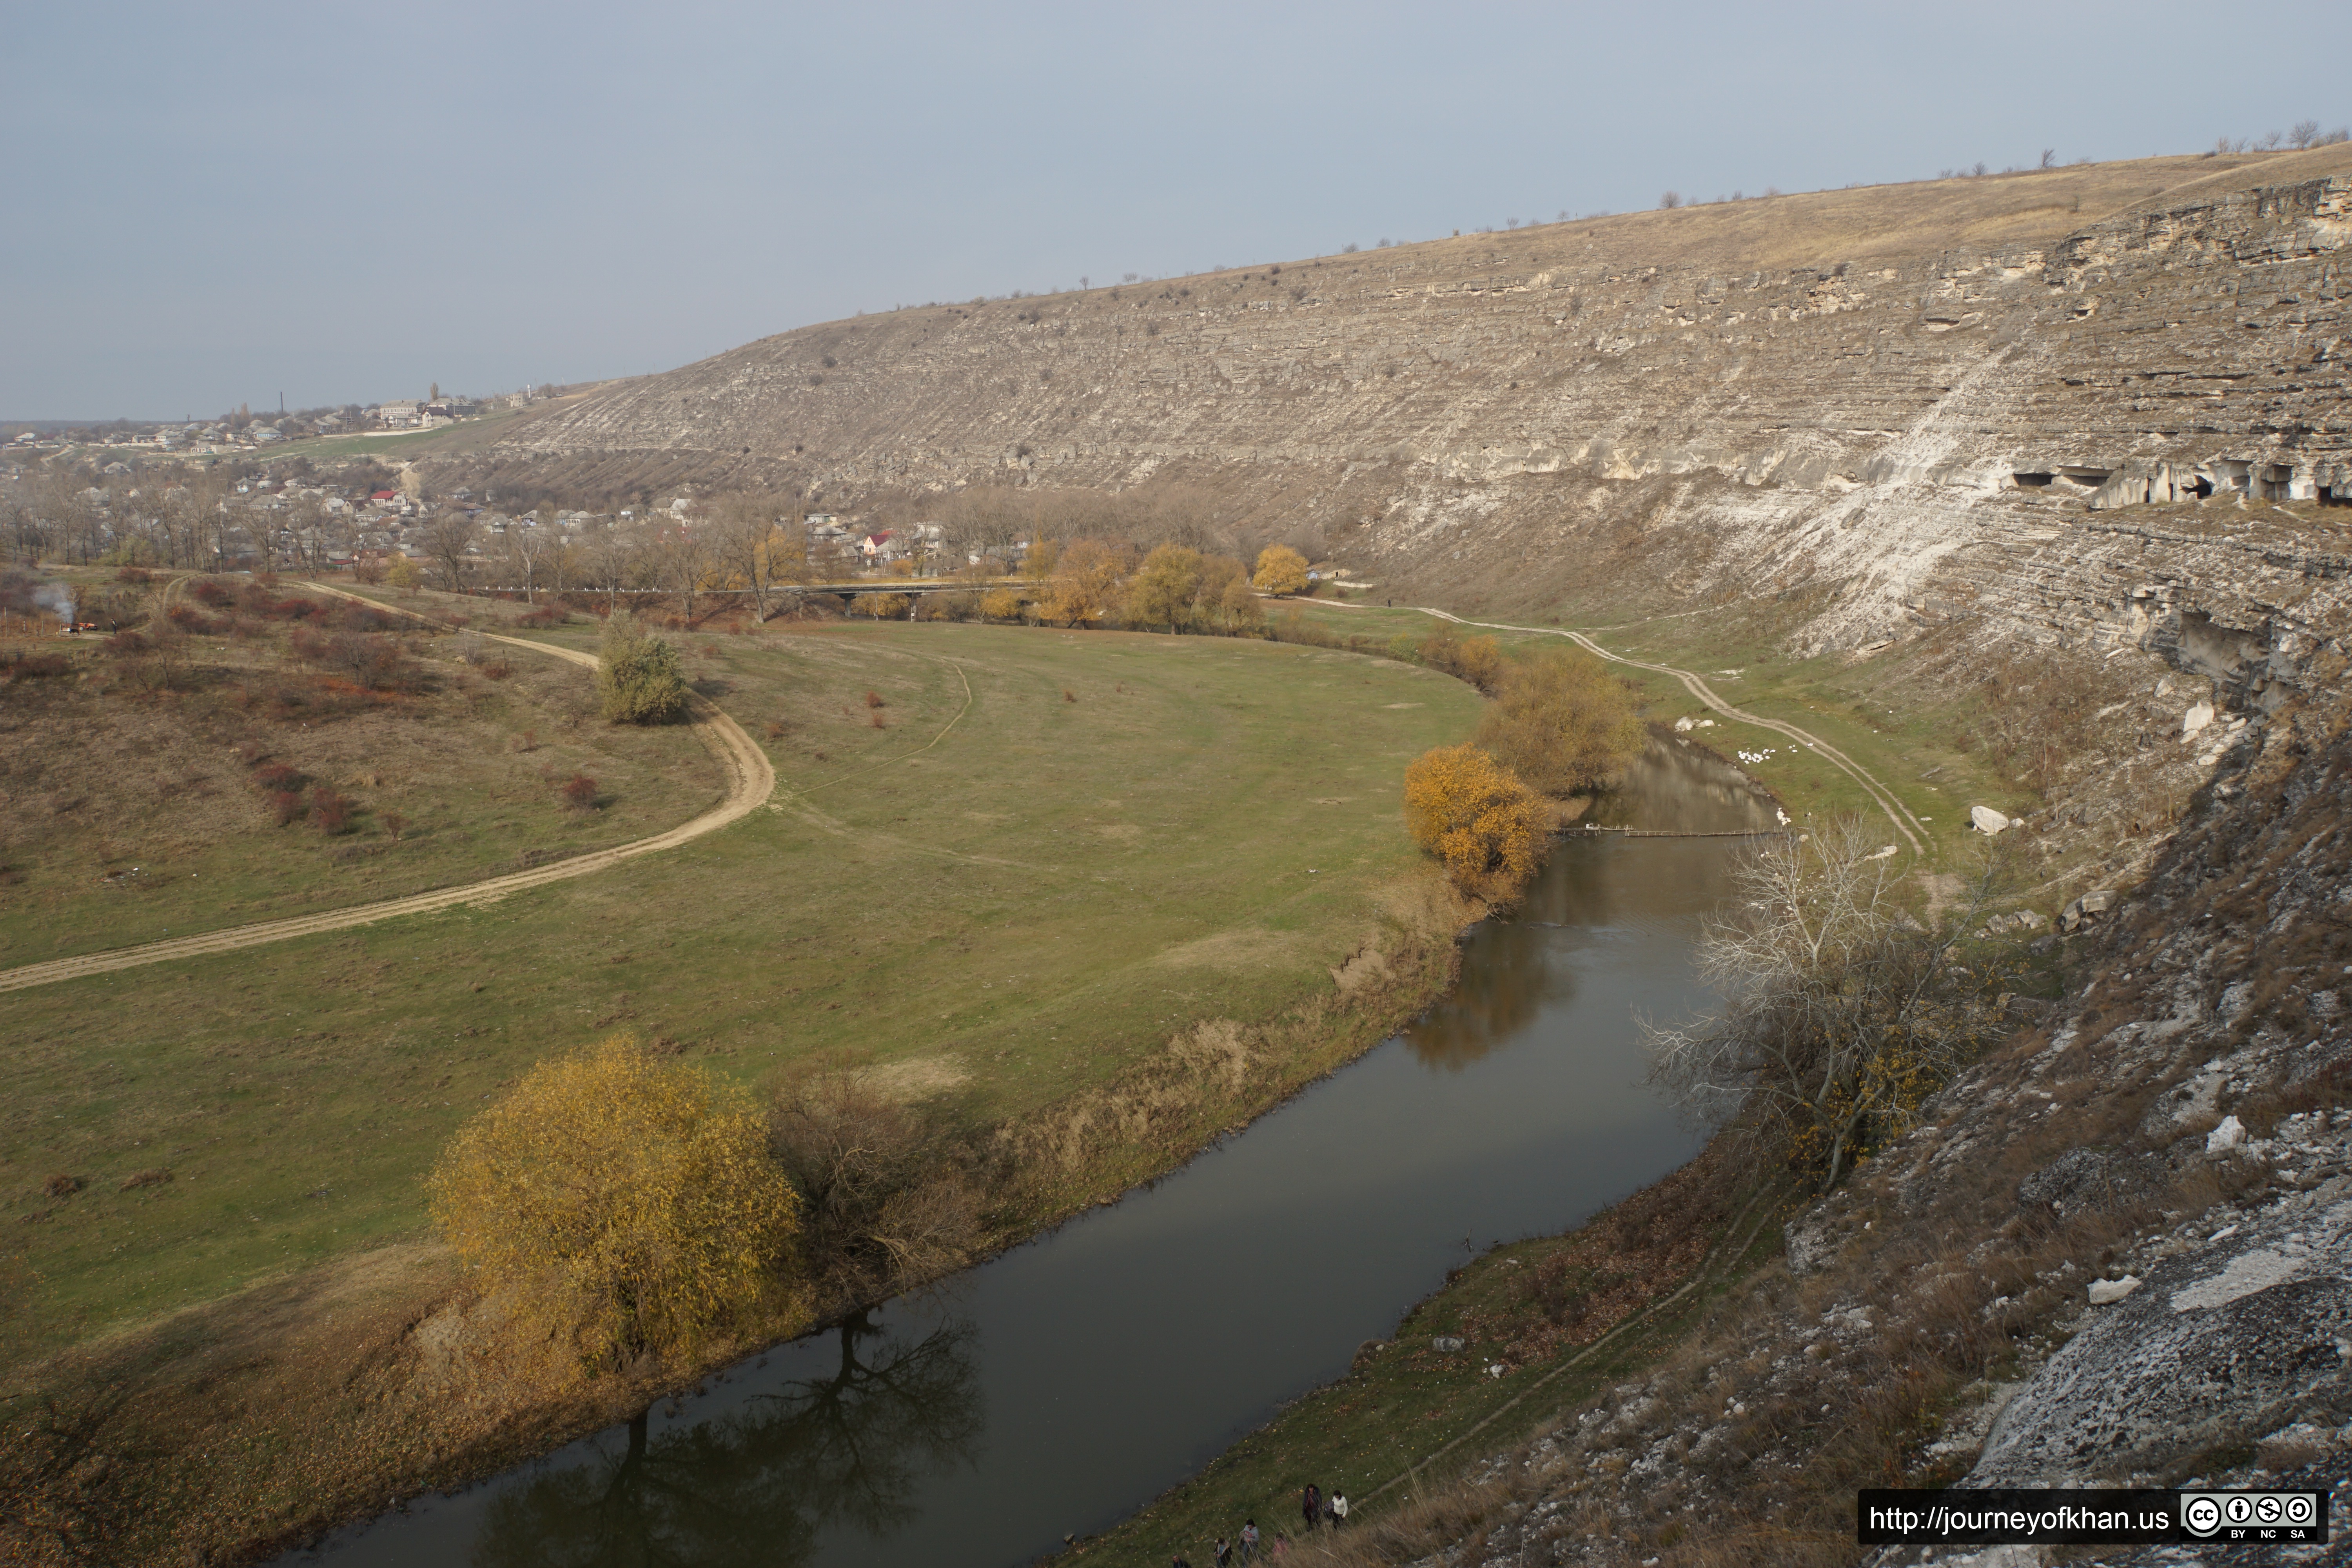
[{"xmin": 1174, "ymin": 1485, "xmax": 1350, "ymax": 1567}]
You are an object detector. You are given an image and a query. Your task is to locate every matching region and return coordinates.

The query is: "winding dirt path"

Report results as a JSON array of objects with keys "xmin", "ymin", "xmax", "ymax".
[
  {"xmin": 0, "ymin": 594, "xmax": 775, "ymax": 995},
  {"xmin": 1329, "ymin": 601, "xmax": 1930, "ymax": 858}
]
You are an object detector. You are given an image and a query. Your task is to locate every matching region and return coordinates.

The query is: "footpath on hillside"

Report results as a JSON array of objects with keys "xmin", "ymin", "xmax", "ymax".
[
  {"xmin": 0, "ymin": 592, "xmax": 775, "ymax": 993},
  {"xmin": 1321, "ymin": 599, "xmax": 1930, "ymax": 859}
]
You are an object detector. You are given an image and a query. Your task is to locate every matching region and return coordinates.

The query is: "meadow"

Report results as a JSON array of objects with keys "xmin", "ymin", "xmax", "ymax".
[{"xmin": 5, "ymin": 604, "xmax": 1484, "ymax": 1373}]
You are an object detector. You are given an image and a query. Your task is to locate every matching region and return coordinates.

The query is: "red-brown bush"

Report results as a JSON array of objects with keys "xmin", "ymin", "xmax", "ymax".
[
  {"xmin": 560, "ymin": 773, "xmax": 599, "ymax": 810},
  {"xmin": 309, "ymin": 786, "xmax": 353, "ymax": 834},
  {"xmin": 268, "ymin": 789, "xmax": 305, "ymax": 826},
  {"xmin": 189, "ymin": 581, "xmax": 234, "ymax": 607},
  {"xmin": 252, "ymin": 761, "xmax": 305, "ymax": 792}
]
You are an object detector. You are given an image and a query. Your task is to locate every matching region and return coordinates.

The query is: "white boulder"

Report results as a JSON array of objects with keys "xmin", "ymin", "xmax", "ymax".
[
  {"xmin": 2183, "ymin": 701, "xmax": 2214, "ymax": 739},
  {"xmin": 2206, "ymin": 1114, "xmax": 2247, "ymax": 1153},
  {"xmin": 1971, "ymin": 805, "xmax": 2012, "ymax": 835},
  {"xmin": 2087, "ymin": 1275, "xmax": 2142, "ymax": 1306}
]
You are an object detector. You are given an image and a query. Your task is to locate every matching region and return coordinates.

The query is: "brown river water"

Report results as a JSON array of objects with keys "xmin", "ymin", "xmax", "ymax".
[{"xmin": 286, "ymin": 736, "xmax": 1777, "ymax": 1568}]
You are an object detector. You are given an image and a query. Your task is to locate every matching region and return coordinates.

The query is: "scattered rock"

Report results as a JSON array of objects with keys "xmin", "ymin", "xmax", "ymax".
[
  {"xmin": 2087, "ymin": 1275, "xmax": 2142, "ymax": 1305},
  {"xmin": 1971, "ymin": 805, "xmax": 2012, "ymax": 835},
  {"xmin": 2207, "ymin": 1115, "xmax": 2247, "ymax": 1153},
  {"xmin": 2182, "ymin": 701, "xmax": 2215, "ymax": 739},
  {"xmin": 2060, "ymin": 888, "xmax": 2118, "ymax": 932},
  {"xmin": 1432, "ymin": 1336, "xmax": 1465, "ymax": 1352}
]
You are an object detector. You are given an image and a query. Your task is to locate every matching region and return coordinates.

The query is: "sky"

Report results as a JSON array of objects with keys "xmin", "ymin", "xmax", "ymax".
[{"xmin": 3, "ymin": 0, "xmax": 2347, "ymax": 419}]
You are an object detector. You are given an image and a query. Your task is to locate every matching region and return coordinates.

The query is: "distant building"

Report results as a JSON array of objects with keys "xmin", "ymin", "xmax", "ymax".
[{"xmin": 377, "ymin": 401, "xmax": 421, "ymax": 428}]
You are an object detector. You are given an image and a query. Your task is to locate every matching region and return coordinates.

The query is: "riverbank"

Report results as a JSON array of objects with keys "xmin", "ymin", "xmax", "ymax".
[
  {"xmin": 3, "ymin": 617, "xmax": 1501, "ymax": 1566},
  {"xmin": 1070, "ymin": 1140, "xmax": 1789, "ymax": 1564}
]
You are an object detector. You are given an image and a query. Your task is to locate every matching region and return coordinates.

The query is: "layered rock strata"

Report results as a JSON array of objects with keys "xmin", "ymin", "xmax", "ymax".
[{"xmin": 487, "ymin": 147, "xmax": 2352, "ymax": 701}]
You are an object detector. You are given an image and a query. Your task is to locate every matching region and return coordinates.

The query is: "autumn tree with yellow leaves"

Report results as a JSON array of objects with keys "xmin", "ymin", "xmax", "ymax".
[
  {"xmin": 428, "ymin": 1036, "xmax": 808, "ymax": 1369},
  {"xmin": 1250, "ymin": 543, "xmax": 1310, "ymax": 597},
  {"xmin": 1402, "ymin": 744, "xmax": 1546, "ymax": 902},
  {"xmin": 1036, "ymin": 538, "xmax": 1134, "ymax": 627},
  {"xmin": 1475, "ymin": 647, "xmax": 1648, "ymax": 795}
]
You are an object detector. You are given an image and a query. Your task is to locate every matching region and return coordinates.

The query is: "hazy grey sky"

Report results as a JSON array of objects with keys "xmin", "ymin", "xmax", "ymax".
[{"xmin": 4, "ymin": 1, "xmax": 2346, "ymax": 417}]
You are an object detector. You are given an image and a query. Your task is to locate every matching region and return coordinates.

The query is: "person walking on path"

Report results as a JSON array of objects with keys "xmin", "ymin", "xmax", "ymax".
[
  {"xmin": 1301, "ymin": 1483, "xmax": 1321, "ymax": 1536},
  {"xmin": 1241, "ymin": 1519, "xmax": 1259, "ymax": 1562},
  {"xmin": 1214, "ymin": 1537, "xmax": 1232, "ymax": 1568},
  {"xmin": 1328, "ymin": 1491, "xmax": 1349, "ymax": 1527}
]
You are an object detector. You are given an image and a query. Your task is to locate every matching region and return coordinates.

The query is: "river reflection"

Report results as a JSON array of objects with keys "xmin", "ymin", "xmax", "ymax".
[
  {"xmin": 296, "ymin": 735, "xmax": 1768, "ymax": 1568},
  {"xmin": 473, "ymin": 1314, "xmax": 982, "ymax": 1568},
  {"xmin": 1407, "ymin": 733, "xmax": 1776, "ymax": 1071}
]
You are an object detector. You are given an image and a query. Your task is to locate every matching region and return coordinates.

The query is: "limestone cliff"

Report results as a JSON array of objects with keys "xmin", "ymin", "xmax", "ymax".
[{"xmin": 481, "ymin": 145, "xmax": 2352, "ymax": 704}]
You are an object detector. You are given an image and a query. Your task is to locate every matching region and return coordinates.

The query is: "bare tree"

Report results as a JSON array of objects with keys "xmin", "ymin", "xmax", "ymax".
[
  {"xmin": 651, "ymin": 519, "xmax": 715, "ymax": 624},
  {"xmin": 420, "ymin": 511, "xmax": 480, "ymax": 593},
  {"xmin": 507, "ymin": 522, "xmax": 554, "ymax": 604},
  {"xmin": 709, "ymin": 491, "xmax": 804, "ymax": 622},
  {"xmin": 578, "ymin": 516, "xmax": 642, "ymax": 616},
  {"xmin": 1644, "ymin": 817, "xmax": 2018, "ymax": 1191},
  {"xmin": 2291, "ymin": 119, "xmax": 2321, "ymax": 150},
  {"xmin": 1659, "ymin": 191, "xmax": 1682, "ymax": 210}
]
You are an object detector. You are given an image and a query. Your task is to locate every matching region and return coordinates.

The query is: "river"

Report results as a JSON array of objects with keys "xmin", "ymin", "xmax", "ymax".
[{"xmin": 289, "ymin": 736, "xmax": 1776, "ymax": 1568}]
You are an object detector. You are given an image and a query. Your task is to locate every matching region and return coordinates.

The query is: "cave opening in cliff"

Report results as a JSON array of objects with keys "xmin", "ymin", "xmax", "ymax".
[
  {"xmin": 2189, "ymin": 475, "xmax": 2216, "ymax": 499},
  {"xmin": 2321, "ymin": 486, "xmax": 2348, "ymax": 508},
  {"xmin": 2013, "ymin": 472, "xmax": 2054, "ymax": 489}
]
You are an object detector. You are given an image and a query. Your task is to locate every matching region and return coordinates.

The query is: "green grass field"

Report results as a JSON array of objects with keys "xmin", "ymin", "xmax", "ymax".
[
  {"xmin": 1289, "ymin": 596, "xmax": 2032, "ymax": 869},
  {"xmin": 2, "ymin": 613, "xmax": 1483, "ymax": 1364}
]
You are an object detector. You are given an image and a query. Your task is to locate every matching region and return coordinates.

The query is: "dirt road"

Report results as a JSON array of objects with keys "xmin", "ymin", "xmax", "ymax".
[
  {"xmin": 1326, "ymin": 601, "xmax": 1930, "ymax": 858},
  {"xmin": 0, "ymin": 599, "xmax": 775, "ymax": 995}
]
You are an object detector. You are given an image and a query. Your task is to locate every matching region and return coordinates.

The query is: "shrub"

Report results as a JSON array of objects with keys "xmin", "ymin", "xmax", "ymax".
[
  {"xmin": 289, "ymin": 626, "xmax": 419, "ymax": 691},
  {"xmin": 382, "ymin": 809, "xmax": 407, "ymax": 842},
  {"xmin": 309, "ymin": 786, "xmax": 353, "ymax": 834},
  {"xmin": 268, "ymin": 789, "xmax": 305, "ymax": 826},
  {"xmin": 44, "ymin": 1174, "xmax": 83, "ymax": 1199},
  {"xmin": 595, "ymin": 617, "xmax": 689, "ymax": 724},
  {"xmin": 1419, "ymin": 625, "xmax": 1505, "ymax": 693},
  {"xmin": 1474, "ymin": 648, "xmax": 1648, "ymax": 795},
  {"xmin": 252, "ymin": 762, "xmax": 304, "ymax": 792},
  {"xmin": 1402, "ymin": 744, "xmax": 1545, "ymax": 900},
  {"xmin": 560, "ymin": 773, "xmax": 599, "ymax": 810},
  {"xmin": 426, "ymin": 1036, "xmax": 806, "ymax": 1368},
  {"xmin": 978, "ymin": 588, "xmax": 1024, "ymax": 622},
  {"xmin": 189, "ymin": 580, "xmax": 234, "ymax": 607},
  {"xmin": 864, "ymin": 690, "xmax": 886, "ymax": 709},
  {"xmin": 3, "ymin": 652, "xmax": 72, "ymax": 680},
  {"xmin": 515, "ymin": 605, "xmax": 570, "ymax": 629}
]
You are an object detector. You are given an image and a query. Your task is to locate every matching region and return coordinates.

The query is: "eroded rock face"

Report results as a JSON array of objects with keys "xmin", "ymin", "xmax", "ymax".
[
  {"xmin": 1972, "ymin": 1198, "xmax": 2352, "ymax": 1485},
  {"xmin": 478, "ymin": 149, "xmax": 2352, "ymax": 697}
]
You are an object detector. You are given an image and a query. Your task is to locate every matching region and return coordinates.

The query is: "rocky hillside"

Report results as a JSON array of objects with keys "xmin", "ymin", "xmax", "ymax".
[
  {"xmin": 1304, "ymin": 669, "xmax": 2352, "ymax": 1568},
  {"xmin": 479, "ymin": 145, "xmax": 2352, "ymax": 703}
]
